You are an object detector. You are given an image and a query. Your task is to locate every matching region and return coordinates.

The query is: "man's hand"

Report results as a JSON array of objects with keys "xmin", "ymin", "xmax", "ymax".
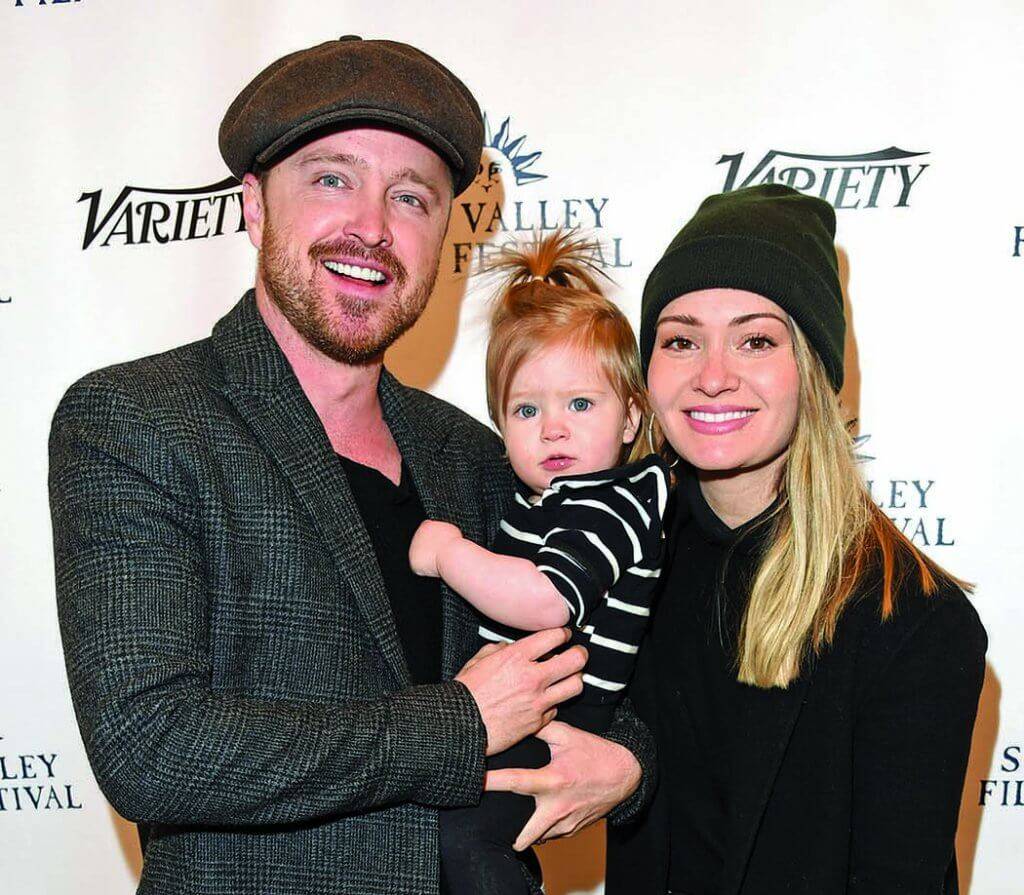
[
  {"xmin": 455, "ymin": 628, "xmax": 586, "ymax": 756},
  {"xmin": 409, "ymin": 520, "xmax": 463, "ymax": 577},
  {"xmin": 484, "ymin": 720, "xmax": 642, "ymax": 850}
]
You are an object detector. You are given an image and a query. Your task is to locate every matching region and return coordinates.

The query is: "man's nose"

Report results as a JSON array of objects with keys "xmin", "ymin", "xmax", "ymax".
[
  {"xmin": 695, "ymin": 345, "xmax": 740, "ymax": 396},
  {"xmin": 343, "ymin": 192, "xmax": 392, "ymax": 248}
]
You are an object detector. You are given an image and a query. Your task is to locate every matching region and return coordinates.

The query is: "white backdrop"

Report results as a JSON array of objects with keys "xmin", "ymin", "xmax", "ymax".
[{"xmin": 2, "ymin": 2, "xmax": 1021, "ymax": 892}]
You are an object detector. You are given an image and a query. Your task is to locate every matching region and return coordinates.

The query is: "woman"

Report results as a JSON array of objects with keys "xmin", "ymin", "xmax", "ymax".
[{"xmin": 606, "ymin": 184, "xmax": 986, "ymax": 895}]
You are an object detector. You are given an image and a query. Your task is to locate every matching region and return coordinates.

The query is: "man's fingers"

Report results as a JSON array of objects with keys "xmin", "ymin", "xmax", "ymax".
[
  {"xmin": 538, "ymin": 816, "xmax": 582, "ymax": 842},
  {"xmin": 473, "ymin": 642, "xmax": 506, "ymax": 662},
  {"xmin": 514, "ymin": 626, "xmax": 571, "ymax": 660},
  {"xmin": 537, "ymin": 643, "xmax": 587, "ymax": 686},
  {"xmin": 534, "ymin": 719, "xmax": 570, "ymax": 746},
  {"xmin": 543, "ymin": 674, "xmax": 584, "ymax": 708},
  {"xmin": 484, "ymin": 767, "xmax": 523, "ymax": 793},
  {"xmin": 460, "ymin": 641, "xmax": 505, "ymax": 673},
  {"xmin": 484, "ymin": 766, "xmax": 555, "ymax": 795},
  {"xmin": 513, "ymin": 805, "xmax": 558, "ymax": 852}
]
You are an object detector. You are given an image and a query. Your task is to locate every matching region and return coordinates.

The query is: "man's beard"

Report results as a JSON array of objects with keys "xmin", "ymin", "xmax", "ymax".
[{"xmin": 258, "ymin": 218, "xmax": 440, "ymax": 365}]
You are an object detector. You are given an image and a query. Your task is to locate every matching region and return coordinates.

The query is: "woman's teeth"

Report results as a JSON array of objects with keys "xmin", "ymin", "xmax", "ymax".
[
  {"xmin": 323, "ymin": 260, "xmax": 386, "ymax": 283},
  {"xmin": 688, "ymin": 410, "xmax": 755, "ymax": 422}
]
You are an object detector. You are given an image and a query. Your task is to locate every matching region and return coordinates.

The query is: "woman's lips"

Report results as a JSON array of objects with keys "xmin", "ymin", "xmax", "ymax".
[
  {"xmin": 684, "ymin": 405, "xmax": 757, "ymax": 435},
  {"xmin": 541, "ymin": 456, "xmax": 575, "ymax": 471}
]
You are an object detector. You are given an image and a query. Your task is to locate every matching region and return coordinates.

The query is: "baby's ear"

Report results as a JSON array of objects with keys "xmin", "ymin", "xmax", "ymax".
[{"xmin": 622, "ymin": 399, "xmax": 642, "ymax": 445}]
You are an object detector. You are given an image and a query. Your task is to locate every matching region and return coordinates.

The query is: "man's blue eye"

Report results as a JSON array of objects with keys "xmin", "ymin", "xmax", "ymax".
[
  {"xmin": 396, "ymin": 194, "xmax": 424, "ymax": 208},
  {"xmin": 570, "ymin": 398, "xmax": 592, "ymax": 412},
  {"xmin": 318, "ymin": 174, "xmax": 342, "ymax": 188},
  {"xmin": 514, "ymin": 404, "xmax": 538, "ymax": 419}
]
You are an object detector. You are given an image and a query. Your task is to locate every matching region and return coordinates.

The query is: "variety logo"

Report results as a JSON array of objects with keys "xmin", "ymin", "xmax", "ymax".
[
  {"xmin": 0, "ymin": 734, "xmax": 83, "ymax": 813},
  {"xmin": 717, "ymin": 147, "xmax": 929, "ymax": 209},
  {"xmin": 979, "ymin": 745, "xmax": 1024, "ymax": 807},
  {"xmin": 450, "ymin": 113, "xmax": 632, "ymax": 274},
  {"xmin": 79, "ymin": 176, "xmax": 243, "ymax": 250},
  {"xmin": 857, "ymin": 434, "xmax": 955, "ymax": 547}
]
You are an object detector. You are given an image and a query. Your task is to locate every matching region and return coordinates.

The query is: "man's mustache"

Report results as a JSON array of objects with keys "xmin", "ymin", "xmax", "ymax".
[{"xmin": 308, "ymin": 239, "xmax": 407, "ymax": 285}]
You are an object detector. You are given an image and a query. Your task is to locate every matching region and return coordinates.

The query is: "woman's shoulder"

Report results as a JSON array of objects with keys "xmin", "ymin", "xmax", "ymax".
[{"xmin": 838, "ymin": 571, "xmax": 987, "ymax": 691}]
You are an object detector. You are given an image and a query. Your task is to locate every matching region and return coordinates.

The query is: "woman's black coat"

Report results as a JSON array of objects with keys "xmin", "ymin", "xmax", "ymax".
[{"xmin": 606, "ymin": 498, "xmax": 987, "ymax": 895}]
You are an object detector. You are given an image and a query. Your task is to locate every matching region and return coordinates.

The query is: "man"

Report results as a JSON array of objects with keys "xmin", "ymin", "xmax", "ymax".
[{"xmin": 49, "ymin": 36, "xmax": 653, "ymax": 894}]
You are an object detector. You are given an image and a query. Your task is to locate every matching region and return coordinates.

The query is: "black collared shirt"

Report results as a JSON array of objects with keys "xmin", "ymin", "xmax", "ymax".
[{"xmin": 337, "ymin": 454, "xmax": 443, "ymax": 686}]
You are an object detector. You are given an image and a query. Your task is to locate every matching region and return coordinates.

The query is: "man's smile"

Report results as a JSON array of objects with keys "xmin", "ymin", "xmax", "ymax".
[{"xmin": 322, "ymin": 259, "xmax": 389, "ymax": 284}]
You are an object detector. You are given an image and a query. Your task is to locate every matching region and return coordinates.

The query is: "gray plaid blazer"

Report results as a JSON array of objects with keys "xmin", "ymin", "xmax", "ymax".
[{"xmin": 49, "ymin": 291, "xmax": 654, "ymax": 895}]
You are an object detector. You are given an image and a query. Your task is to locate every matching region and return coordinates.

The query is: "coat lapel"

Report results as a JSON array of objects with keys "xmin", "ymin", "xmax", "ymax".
[
  {"xmin": 378, "ymin": 370, "xmax": 488, "ymax": 679},
  {"xmin": 211, "ymin": 292, "xmax": 410, "ymax": 686},
  {"xmin": 722, "ymin": 672, "xmax": 812, "ymax": 895}
]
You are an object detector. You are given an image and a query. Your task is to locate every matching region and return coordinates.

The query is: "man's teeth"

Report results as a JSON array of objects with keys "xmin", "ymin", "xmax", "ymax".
[
  {"xmin": 689, "ymin": 410, "xmax": 755, "ymax": 422},
  {"xmin": 323, "ymin": 260, "xmax": 386, "ymax": 283}
]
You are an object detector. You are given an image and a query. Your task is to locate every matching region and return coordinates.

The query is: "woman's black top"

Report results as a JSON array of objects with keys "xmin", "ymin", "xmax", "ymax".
[
  {"xmin": 606, "ymin": 471, "xmax": 987, "ymax": 895},
  {"xmin": 659, "ymin": 472, "xmax": 777, "ymax": 894}
]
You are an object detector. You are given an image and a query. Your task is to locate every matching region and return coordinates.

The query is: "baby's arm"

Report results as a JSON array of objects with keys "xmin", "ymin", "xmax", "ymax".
[{"xmin": 409, "ymin": 520, "xmax": 570, "ymax": 630}]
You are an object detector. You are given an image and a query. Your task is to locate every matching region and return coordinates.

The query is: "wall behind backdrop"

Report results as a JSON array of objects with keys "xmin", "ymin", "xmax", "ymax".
[{"xmin": 2, "ymin": 2, "xmax": 1021, "ymax": 892}]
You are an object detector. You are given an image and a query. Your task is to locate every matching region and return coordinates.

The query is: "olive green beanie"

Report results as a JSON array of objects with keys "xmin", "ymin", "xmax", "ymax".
[{"xmin": 639, "ymin": 184, "xmax": 845, "ymax": 390}]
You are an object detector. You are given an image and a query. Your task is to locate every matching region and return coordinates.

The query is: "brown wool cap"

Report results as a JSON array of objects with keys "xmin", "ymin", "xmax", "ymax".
[{"xmin": 219, "ymin": 35, "xmax": 484, "ymax": 195}]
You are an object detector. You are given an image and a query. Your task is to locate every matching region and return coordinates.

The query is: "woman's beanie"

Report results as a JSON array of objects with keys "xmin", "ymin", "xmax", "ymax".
[{"xmin": 639, "ymin": 184, "xmax": 845, "ymax": 390}]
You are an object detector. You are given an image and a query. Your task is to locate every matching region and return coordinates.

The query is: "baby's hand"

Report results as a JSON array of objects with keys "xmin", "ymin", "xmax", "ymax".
[{"xmin": 409, "ymin": 520, "xmax": 463, "ymax": 577}]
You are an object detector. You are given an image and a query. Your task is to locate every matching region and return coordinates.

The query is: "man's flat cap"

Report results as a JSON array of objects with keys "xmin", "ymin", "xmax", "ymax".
[{"xmin": 219, "ymin": 36, "xmax": 483, "ymax": 195}]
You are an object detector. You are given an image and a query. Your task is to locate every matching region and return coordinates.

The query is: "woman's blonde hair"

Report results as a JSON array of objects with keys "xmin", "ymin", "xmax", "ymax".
[
  {"xmin": 484, "ymin": 231, "xmax": 652, "ymax": 463},
  {"xmin": 654, "ymin": 321, "xmax": 970, "ymax": 688}
]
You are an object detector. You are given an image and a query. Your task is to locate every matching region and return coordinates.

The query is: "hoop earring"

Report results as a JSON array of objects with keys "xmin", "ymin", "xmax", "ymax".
[{"xmin": 648, "ymin": 413, "xmax": 680, "ymax": 468}]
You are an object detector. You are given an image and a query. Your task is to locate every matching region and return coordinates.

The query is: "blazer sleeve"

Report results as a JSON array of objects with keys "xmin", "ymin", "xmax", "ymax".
[
  {"xmin": 848, "ymin": 592, "xmax": 987, "ymax": 893},
  {"xmin": 48, "ymin": 376, "xmax": 487, "ymax": 828}
]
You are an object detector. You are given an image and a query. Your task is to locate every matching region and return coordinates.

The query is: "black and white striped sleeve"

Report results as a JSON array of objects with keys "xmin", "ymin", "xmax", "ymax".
[{"xmin": 536, "ymin": 458, "xmax": 669, "ymax": 626}]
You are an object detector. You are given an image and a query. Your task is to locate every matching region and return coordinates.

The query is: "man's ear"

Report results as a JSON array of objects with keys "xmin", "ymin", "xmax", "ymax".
[
  {"xmin": 241, "ymin": 172, "xmax": 266, "ymax": 250},
  {"xmin": 622, "ymin": 398, "xmax": 642, "ymax": 445}
]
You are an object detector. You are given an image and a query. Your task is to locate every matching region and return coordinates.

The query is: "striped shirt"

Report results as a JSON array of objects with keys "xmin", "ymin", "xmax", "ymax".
[{"xmin": 476, "ymin": 453, "xmax": 670, "ymax": 731}]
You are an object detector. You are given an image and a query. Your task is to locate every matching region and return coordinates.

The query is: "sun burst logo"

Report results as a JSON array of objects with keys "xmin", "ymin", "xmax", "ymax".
[
  {"xmin": 481, "ymin": 114, "xmax": 547, "ymax": 188},
  {"xmin": 853, "ymin": 433, "xmax": 875, "ymax": 463}
]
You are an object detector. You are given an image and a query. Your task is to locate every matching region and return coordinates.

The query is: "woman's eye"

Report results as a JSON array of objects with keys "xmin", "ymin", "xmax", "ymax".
[
  {"xmin": 662, "ymin": 335, "xmax": 695, "ymax": 350},
  {"xmin": 569, "ymin": 397, "xmax": 592, "ymax": 412},
  {"xmin": 513, "ymin": 404, "xmax": 538, "ymax": 419},
  {"xmin": 317, "ymin": 174, "xmax": 343, "ymax": 188},
  {"xmin": 743, "ymin": 334, "xmax": 776, "ymax": 351}
]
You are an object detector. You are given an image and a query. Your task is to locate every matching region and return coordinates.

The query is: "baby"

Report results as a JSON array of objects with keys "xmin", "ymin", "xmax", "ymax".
[{"xmin": 409, "ymin": 231, "xmax": 669, "ymax": 894}]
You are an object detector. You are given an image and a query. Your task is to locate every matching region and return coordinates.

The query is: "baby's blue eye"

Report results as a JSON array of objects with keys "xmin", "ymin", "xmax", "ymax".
[
  {"xmin": 570, "ymin": 397, "xmax": 592, "ymax": 412},
  {"xmin": 514, "ymin": 404, "xmax": 538, "ymax": 419}
]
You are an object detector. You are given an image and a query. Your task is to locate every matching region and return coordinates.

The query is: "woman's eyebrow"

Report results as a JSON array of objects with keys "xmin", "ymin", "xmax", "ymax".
[
  {"xmin": 657, "ymin": 314, "xmax": 701, "ymax": 327},
  {"xmin": 657, "ymin": 312, "xmax": 787, "ymax": 327},
  {"xmin": 729, "ymin": 312, "xmax": 788, "ymax": 326}
]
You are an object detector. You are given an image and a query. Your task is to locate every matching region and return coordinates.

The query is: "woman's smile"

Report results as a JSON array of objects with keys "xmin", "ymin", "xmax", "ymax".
[{"xmin": 684, "ymin": 404, "xmax": 758, "ymax": 435}]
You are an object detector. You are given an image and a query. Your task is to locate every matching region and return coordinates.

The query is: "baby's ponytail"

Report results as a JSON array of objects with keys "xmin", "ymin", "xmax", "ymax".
[
  {"xmin": 487, "ymin": 229, "xmax": 607, "ymax": 296},
  {"xmin": 483, "ymin": 231, "xmax": 652, "ymax": 461}
]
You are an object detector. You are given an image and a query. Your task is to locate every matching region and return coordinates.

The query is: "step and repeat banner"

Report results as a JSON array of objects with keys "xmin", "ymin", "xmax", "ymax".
[{"xmin": 2, "ymin": 2, "xmax": 1021, "ymax": 893}]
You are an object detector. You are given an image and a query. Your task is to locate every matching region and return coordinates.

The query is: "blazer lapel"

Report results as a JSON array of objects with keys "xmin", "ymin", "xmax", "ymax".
[
  {"xmin": 211, "ymin": 292, "xmax": 410, "ymax": 686},
  {"xmin": 378, "ymin": 370, "xmax": 487, "ymax": 679},
  {"xmin": 722, "ymin": 672, "xmax": 811, "ymax": 895}
]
